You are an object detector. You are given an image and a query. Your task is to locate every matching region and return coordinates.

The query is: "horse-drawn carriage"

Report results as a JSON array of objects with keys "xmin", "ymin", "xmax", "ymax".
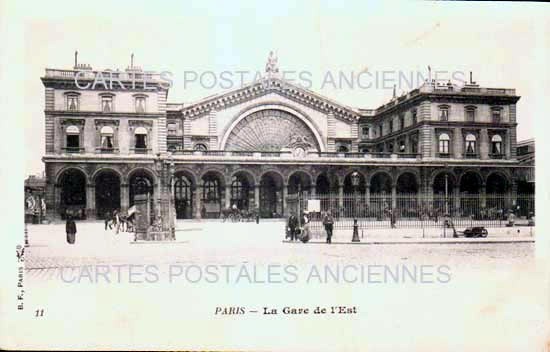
[{"xmin": 104, "ymin": 206, "xmax": 136, "ymax": 233}]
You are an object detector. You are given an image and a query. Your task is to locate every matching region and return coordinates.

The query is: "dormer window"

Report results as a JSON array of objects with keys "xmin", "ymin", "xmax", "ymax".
[
  {"xmin": 439, "ymin": 105, "xmax": 449, "ymax": 121},
  {"xmin": 65, "ymin": 92, "xmax": 80, "ymax": 111},
  {"xmin": 134, "ymin": 95, "xmax": 147, "ymax": 113},
  {"xmin": 465, "ymin": 106, "xmax": 476, "ymax": 122},
  {"xmin": 100, "ymin": 94, "xmax": 114, "ymax": 113}
]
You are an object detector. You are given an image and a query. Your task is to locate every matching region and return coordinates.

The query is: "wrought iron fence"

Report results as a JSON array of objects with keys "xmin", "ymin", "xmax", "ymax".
[{"xmin": 288, "ymin": 193, "xmax": 534, "ymax": 232}]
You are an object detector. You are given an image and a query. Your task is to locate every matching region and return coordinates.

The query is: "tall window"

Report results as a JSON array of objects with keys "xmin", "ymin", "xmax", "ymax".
[
  {"xmin": 362, "ymin": 127, "xmax": 370, "ymax": 138},
  {"xmin": 399, "ymin": 140, "xmax": 406, "ymax": 153},
  {"xmin": 379, "ymin": 125, "xmax": 383, "ymax": 137},
  {"xmin": 167, "ymin": 123, "xmax": 177, "ymax": 136},
  {"xmin": 438, "ymin": 133, "xmax": 450, "ymax": 155},
  {"xmin": 411, "ymin": 110, "xmax": 417, "ymax": 125},
  {"xmin": 66, "ymin": 125, "xmax": 80, "ymax": 152},
  {"xmin": 465, "ymin": 134, "xmax": 477, "ymax": 155},
  {"xmin": 411, "ymin": 135, "xmax": 418, "ymax": 154},
  {"xmin": 465, "ymin": 106, "xmax": 476, "ymax": 122},
  {"xmin": 135, "ymin": 96, "xmax": 146, "ymax": 113},
  {"xmin": 134, "ymin": 127, "xmax": 148, "ymax": 152},
  {"xmin": 101, "ymin": 95, "xmax": 113, "ymax": 112},
  {"xmin": 100, "ymin": 126, "xmax": 114, "ymax": 151},
  {"xmin": 492, "ymin": 108, "xmax": 501, "ymax": 123},
  {"xmin": 491, "ymin": 135, "xmax": 503, "ymax": 155},
  {"xmin": 399, "ymin": 115, "xmax": 405, "ymax": 130},
  {"xmin": 439, "ymin": 106, "xmax": 449, "ymax": 121},
  {"xmin": 66, "ymin": 94, "xmax": 79, "ymax": 111},
  {"xmin": 389, "ymin": 120, "xmax": 394, "ymax": 133}
]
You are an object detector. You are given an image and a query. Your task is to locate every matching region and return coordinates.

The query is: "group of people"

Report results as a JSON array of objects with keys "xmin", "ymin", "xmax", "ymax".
[{"xmin": 286, "ymin": 211, "xmax": 335, "ymax": 244}]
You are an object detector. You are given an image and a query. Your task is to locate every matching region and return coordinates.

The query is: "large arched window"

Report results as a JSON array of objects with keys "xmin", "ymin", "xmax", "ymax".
[
  {"xmin": 194, "ymin": 143, "xmax": 208, "ymax": 151},
  {"xmin": 465, "ymin": 134, "xmax": 477, "ymax": 156},
  {"xmin": 438, "ymin": 133, "xmax": 450, "ymax": 155}
]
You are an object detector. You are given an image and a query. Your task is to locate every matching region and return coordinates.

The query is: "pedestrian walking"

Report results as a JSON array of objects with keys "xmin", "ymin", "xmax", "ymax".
[
  {"xmin": 287, "ymin": 213, "xmax": 298, "ymax": 241},
  {"xmin": 66, "ymin": 215, "xmax": 77, "ymax": 244},
  {"xmin": 300, "ymin": 211, "xmax": 311, "ymax": 243},
  {"xmin": 323, "ymin": 211, "xmax": 334, "ymax": 244}
]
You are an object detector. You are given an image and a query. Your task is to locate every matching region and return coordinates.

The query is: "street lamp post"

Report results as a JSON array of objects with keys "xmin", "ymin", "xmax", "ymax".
[
  {"xmin": 351, "ymin": 171, "xmax": 360, "ymax": 242},
  {"xmin": 169, "ymin": 158, "xmax": 175, "ymax": 239}
]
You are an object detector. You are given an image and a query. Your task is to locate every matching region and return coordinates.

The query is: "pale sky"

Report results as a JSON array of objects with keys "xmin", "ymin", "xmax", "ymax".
[{"xmin": 4, "ymin": 0, "xmax": 548, "ymax": 176}]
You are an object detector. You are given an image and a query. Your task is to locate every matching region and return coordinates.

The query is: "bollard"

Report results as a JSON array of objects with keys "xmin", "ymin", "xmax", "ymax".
[{"xmin": 352, "ymin": 218, "xmax": 360, "ymax": 242}]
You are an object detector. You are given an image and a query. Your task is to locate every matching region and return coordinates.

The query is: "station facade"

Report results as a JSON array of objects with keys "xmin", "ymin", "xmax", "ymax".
[{"xmin": 41, "ymin": 57, "xmax": 532, "ymax": 220}]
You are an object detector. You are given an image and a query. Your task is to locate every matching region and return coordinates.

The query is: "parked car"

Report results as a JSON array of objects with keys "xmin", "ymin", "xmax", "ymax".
[{"xmin": 462, "ymin": 226, "xmax": 488, "ymax": 238}]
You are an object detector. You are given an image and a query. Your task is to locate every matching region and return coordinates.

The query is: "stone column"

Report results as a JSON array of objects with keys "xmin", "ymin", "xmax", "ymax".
[
  {"xmin": 391, "ymin": 183, "xmax": 397, "ymax": 209},
  {"xmin": 54, "ymin": 184, "xmax": 62, "ymax": 219},
  {"xmin": 121, "ymin": 183, "xmax": 129, "ymax": 214},
  {"xmin": 338, "ymin": 183, "xmax": 344, "ymax": 210},
  {"xmin": 480, "ymin": 183, "xmax": 487, "ymax": 208},
  {"xmin": 509, "ymin": 181, "xmax": 518, "ymax": 210},
  {"xmin": 480, "ymin": 129, "xmax": 489, "ymax": 160},
  {"xmin": 365, "ymin": 184, "xmax": 371, "ymax": 208},
  {"xmin": 194, "ymin": 186, "xmax": 202, "ymax": 219},
  {"xmin": 283, "ymin": 184, "xmax": 288, "ymax": 217},
  {"xmin": 310, "ymin": 185, "xmax": 316, "ymax": 198},
  {"xmin": 86, "ymin": 184, "xmax": 95, "ymax": 219},
  {"xmin": 225, "ymin": 186, "xmax": 231, "ymax": 208},
  {"xmin": 254, "ymin": 185, "xmax": 260, "ymax": 209},
  {"xmin": 454, "ymin": 187, "xmax": 460, "ymax": 215},
  {"xmin": 453, "ymin": 128, "xmax": 463, "ymax": 159}
]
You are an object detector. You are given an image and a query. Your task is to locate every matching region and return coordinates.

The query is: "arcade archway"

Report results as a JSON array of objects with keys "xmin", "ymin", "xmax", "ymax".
[{"xmin": 95, "ymin": 170, "xmax": 121, "ymax": 219}]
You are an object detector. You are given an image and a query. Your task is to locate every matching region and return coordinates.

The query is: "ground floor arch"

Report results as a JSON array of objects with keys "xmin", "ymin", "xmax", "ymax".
[
  {"xmin": 231, "ymin": 171, "xmax": 255, "ymax": 211},
  {"xmin": 174, "ymin": 171, "xmax": 194, "ymax": 219},
  {"xmin": 95, "ymin": 170, "xmax": 121, "ymax": 219},
  {"xmin": 201, "ymin": 171, "xmax": 225, "ymax": 218},
  {"xmin": 260, "ymin": 171, "xmax": 284, "ymax": 218},
  {"xmin": 288, "ymin": 171, "xmax": 312, "ymax": 195},
  {"xmin": 58, "ymin": 168, "xmax": 87, "ymax": 219}
]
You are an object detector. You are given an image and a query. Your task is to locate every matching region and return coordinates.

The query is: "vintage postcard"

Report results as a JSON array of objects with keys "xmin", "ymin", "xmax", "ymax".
[{"xmin": 1, "ymin": 0, "xmax": 549, "ymax": 350}]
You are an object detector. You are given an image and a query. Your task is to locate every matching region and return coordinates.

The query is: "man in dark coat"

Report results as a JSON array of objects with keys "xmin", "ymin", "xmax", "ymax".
[
  {"xmin": 287, "ymin": 213, "xmax": 298, "ymax": 241},
  {"xmin": 323, "ymin": 211, "xmax": 334, "ymax": 244},
  {"xmin": 66, "ymin": 215, "xmax": 77, "ymax": 244}
]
